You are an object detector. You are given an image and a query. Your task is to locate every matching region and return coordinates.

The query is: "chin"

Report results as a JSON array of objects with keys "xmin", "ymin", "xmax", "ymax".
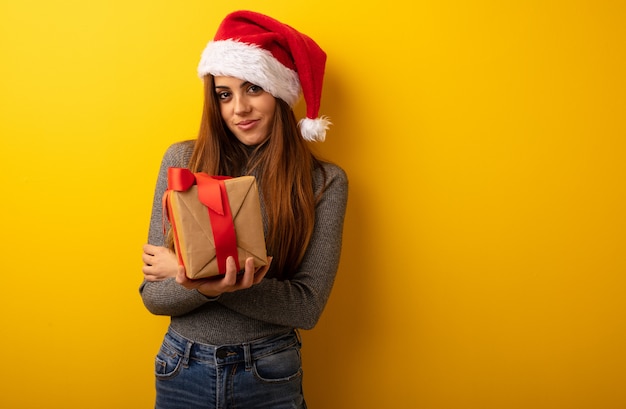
[{"xmin": 238, "ymin": 135, "xmax": 269, "ymax": 146}]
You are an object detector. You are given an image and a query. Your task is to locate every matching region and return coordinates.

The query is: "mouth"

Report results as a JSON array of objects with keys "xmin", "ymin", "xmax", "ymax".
[{"xmin": 236, "ymin": 119, "xmax": 259, "ymax": 130}]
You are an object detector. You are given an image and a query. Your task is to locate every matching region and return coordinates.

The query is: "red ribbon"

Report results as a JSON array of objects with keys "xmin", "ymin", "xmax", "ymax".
[{"xmin": 163, "ymin": 167, "xmax": 240, "ymax": 275}]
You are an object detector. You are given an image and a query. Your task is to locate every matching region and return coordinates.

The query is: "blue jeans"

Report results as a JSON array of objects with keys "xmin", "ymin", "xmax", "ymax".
[{"xmin": 154, "ymin": 328, "xmax": 307, "ymax": 409}]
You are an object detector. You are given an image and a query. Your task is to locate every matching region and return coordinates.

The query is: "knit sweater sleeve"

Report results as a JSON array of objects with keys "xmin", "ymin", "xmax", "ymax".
[
  {"xmin": 217, "ymin": 163, "xmax": 349, "ymax": 329},
  {"xmin": 139, "ymin": 140, "xmax": 214, "ymax": 316},
  {"xmin": 139, "ymin": 141, "xmax": 349, "ymax": 328}
]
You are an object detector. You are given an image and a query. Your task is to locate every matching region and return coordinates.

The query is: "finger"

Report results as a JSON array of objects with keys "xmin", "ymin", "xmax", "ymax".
[
  {"xmin": 246, "ymin": 257, "xmax": 256, "ymax": 270},
  {"xmin": 143, "ymin": 243, "xmax": 157, "ymax": 255},
  {"xmin": 175, "ymin": 266, "xmax": 192, "ymax": 286},
  {"xmin": 141, "ymin": 252, "xmax": 153, "ymax": 265},
  {"xmin": 237, "ymin": 258, "xmax": 256, "ymax": 288},
  {"xmin": 220, "ymin": 257, "xmax": 239, "ymax": 287},
  {"xmin": 144, "ymin": 274, "xmax": 163, "ymax": 282},
  {"xmin": 142, "ymin": 266, "xmax": 161, "ymax": 282}
]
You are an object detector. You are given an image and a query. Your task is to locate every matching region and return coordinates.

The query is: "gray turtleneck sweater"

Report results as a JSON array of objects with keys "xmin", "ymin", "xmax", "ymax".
[{"xmin": 139, "ymin": 140, "xmax": 349, "ymax": 344}]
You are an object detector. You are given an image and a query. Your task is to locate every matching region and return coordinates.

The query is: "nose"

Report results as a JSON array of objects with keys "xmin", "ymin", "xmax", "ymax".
[{"xmin": 233, "ymin": 95, "xmax": 251, "ymax": 115}]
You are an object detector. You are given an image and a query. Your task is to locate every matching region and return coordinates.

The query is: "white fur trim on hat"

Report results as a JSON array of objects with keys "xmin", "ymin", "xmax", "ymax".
[
  {"xmin": 198, "ymin": 39, "xmax": 301, "ymax": 107},
  {"xmin": 299, "ymin": 116, "xmax": 331, "ymax": 142}
]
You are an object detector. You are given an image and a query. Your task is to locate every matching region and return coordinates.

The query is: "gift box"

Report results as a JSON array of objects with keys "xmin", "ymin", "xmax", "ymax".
[{"xmin": 163, "ymin": 167, "xmax": 267, "ymax": 279}]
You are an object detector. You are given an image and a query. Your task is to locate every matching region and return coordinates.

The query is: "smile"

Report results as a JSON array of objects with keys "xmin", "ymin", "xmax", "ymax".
[{"xmin": 236, "ymin": 120, "xmax": 259, "ymax": 130}]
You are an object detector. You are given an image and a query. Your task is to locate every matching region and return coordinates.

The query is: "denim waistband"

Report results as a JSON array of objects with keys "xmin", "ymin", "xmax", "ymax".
[{"xmin": 163, "ymin": 327, "xmax": 300, "ymax": 368}]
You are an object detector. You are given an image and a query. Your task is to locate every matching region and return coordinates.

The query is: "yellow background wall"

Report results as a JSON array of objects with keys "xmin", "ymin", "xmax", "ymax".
[{"xmin": 1, "ymin": 1, "xmax": 624, "ymax": 408}]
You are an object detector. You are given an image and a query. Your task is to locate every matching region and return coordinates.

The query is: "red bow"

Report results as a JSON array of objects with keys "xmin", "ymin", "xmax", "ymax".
[{"xmin": 163, "ymin": 167, "xmax": 239, "ymax": 275}]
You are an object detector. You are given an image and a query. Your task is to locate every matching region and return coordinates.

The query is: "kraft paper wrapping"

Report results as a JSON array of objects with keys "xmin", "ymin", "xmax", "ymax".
[{"xmin": 166, "ymin": 174, "xmax": 267, "ymax": 279}]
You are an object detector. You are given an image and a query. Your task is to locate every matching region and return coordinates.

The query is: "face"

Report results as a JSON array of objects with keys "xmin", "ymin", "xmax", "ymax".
[{"xmin": 214, "ymin": 76, "xmax": 277, "ymax": 146}]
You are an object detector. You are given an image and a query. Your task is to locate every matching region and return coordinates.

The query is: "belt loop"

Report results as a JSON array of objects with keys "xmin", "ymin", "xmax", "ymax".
[
  {"xmin": 294, "ymin": 329, "xmax": 302, "ymax": 347},
  {"xmin": 182, "ymin": 340, "xmax": 193, "ymax": 368},
  {"xmin": 243, "ymin": 343, "xmax": 252, "ymax": 371}
]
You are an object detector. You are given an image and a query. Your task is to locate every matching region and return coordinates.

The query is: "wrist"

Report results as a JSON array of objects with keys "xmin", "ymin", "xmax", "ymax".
[{"xmin": 196, "ymin": 288, "xmax": 221, "ymax": 300}]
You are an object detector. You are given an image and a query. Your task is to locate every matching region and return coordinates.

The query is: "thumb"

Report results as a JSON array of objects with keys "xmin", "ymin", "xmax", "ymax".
[{"xmin": 175, "ymin": 265, "xmax": 187, "ymax": 284}]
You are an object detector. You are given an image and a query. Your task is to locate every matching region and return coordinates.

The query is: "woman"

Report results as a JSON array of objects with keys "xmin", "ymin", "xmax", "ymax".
[{"xmin": 140, "ymin": 10, "xmax": 348, "ymax": 409}]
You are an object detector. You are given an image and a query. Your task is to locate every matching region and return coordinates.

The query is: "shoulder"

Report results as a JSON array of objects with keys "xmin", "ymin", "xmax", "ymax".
[
  {"xmin": 161, "ymin": 140, "xmax": 195, "ymax": 168},
  {"xmin": 315, "ymin": 161, "xmax": 348, "ymax": 185},
  {"xmin": 313, "ymin": 160, "xmax": 348, "ymax": 199}
]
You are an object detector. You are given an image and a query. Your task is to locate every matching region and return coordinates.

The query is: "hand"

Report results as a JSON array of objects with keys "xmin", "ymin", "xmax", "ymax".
[
  {"xmin": 142, "ymin": 244, "xmax": 180, "ymax": 281},
  {"xmin": 176, "ymin": 256, "xmax": 272, "ymax": 298}
]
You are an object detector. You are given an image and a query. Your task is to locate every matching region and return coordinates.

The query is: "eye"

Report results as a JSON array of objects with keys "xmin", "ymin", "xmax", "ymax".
[
  {"xmin": 247, "ymin": 84, "xmax": 263, "ymax": 94},
  {"xmin": 216, "ymin": 90, "xmax": 231, "ymax": 101}
]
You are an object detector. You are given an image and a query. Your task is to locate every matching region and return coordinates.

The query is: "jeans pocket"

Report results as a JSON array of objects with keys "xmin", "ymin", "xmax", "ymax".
[
  {"xmin": 155, "ymin": 341, "xmax": 183, "ymax": 380},
  {"xmin": 253, "ymin": 346, "xmax": 303, "ymax": 383}
]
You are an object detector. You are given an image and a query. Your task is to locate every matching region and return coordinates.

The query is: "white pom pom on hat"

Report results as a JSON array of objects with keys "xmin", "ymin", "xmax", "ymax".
[{"xmin": 198, "ymin": 10, "xmax": 330, "ymax": 142}]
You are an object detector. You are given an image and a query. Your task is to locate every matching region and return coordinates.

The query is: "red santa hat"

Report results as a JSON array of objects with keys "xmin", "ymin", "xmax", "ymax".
[{"xmin": 197, "ymin": 10, "xmax": 330, "ymax": 142}]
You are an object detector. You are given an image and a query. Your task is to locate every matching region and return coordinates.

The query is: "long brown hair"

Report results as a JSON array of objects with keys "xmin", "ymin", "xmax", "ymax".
[{"xmin": 188, "ymin": 76, "xmax": 323, "ymax": 279}]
